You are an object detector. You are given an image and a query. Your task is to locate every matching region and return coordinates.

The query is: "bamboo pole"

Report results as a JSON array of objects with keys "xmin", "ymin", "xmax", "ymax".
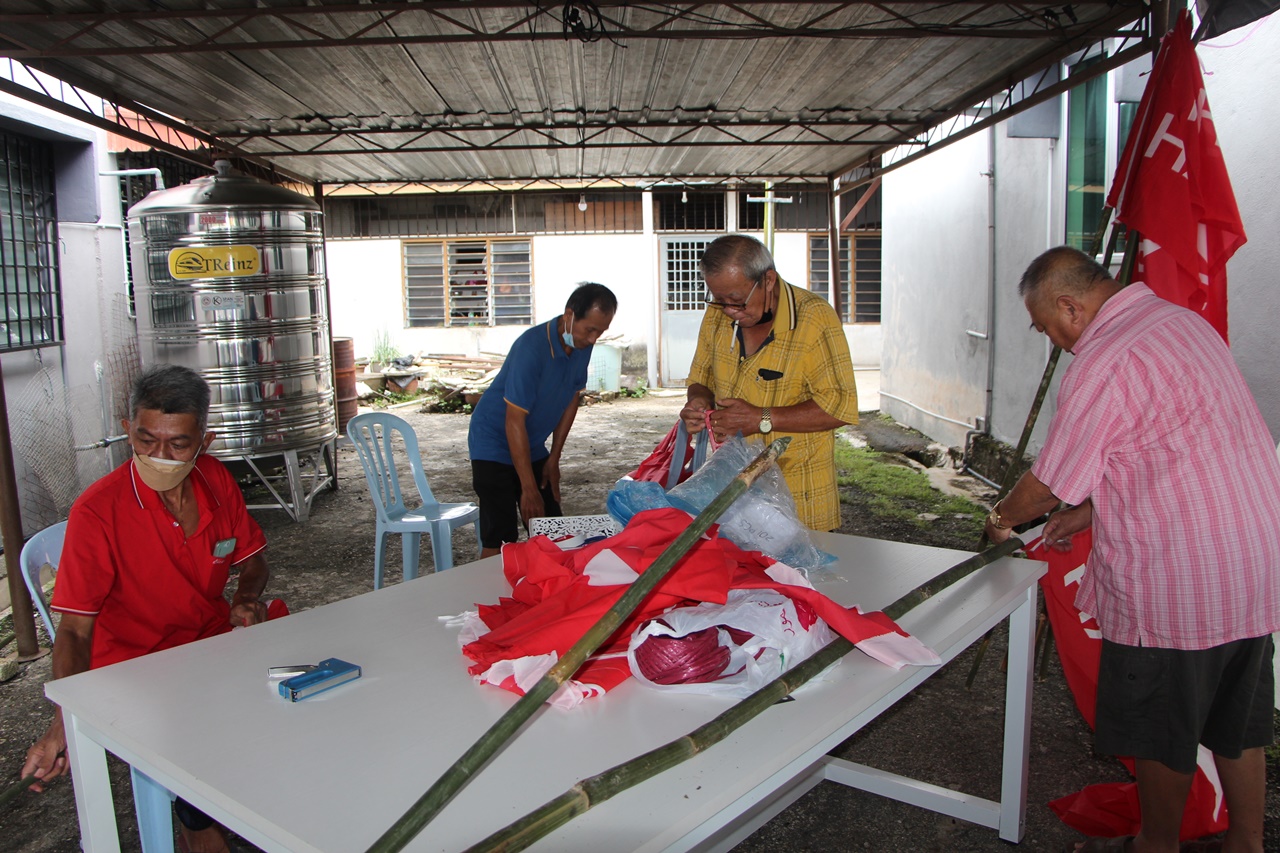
[
  {"xmin": 364, "ymin": 436, "xmax": 793, "ymax": 853},
  {"xmin": 463, "ymin": 535, "xmax": 1028, "ymax": 853}
]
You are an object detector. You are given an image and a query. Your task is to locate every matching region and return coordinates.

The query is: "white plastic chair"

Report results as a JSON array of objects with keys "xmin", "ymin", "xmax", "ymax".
[
  {"xmin": 19, "ymin": 521, "xmax": 66, "ymax": 640},
  {"xmin": 347, "ymin": 412, "xmax": 482, "ymax": 587}
]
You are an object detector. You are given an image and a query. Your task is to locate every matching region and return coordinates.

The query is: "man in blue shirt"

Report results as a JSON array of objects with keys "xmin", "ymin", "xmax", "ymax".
[{"xmin": 469, "ymin": 282, "xmax": 617, "ymax": 557}]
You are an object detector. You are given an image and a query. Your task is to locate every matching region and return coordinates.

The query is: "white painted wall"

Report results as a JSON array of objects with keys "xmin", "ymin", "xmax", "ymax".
[
  {"xmin": 0, "ymin": 91, "xmax": 134, "ymax": 538},
  {"xmin": 532, "ymin": 233, "xmax": 655, "ymax": 347},
  {"xmin": 1201, "ymin": 14, "xmax": 1280, "ymax": 441},
  {"xmin": 883, "ymin": 14, "xmax": 1280, "ymax": 452},
  {"xmin": 881, "ymin": 132, "xmax": 998, "ymax": 447}
]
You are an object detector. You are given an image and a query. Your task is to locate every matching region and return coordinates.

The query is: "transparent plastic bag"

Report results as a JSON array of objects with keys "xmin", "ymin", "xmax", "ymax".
[{"xmin": 665, "ymin": 435, "xmax": 834, "ymax": 570}]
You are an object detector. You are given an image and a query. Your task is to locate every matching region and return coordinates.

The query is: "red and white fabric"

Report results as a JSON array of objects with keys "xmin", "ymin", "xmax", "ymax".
[
  {"xmin": 1031, "ymin": 284, "xmax": 1280, "ymax": 650},
  {"xmin": 1105, "ymin": 10, "xmax": 1246, "ymax": 342},
  {"xmin": 1030, "ymin": 532, "xmax": 1228, "ymax": 840},
  {"xmin": 454, "ymin": 507, "xmax": 939, "ymax": 709}
]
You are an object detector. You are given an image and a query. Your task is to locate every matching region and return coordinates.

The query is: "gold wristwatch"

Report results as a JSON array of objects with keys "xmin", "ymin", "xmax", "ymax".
[
  {"xmin": 986, "ymin": 499, "xmax": 1011, "ymax": 530},
  {"xmin": 759, "ymin": 407, "xmax": 773, "ymax": 435}
]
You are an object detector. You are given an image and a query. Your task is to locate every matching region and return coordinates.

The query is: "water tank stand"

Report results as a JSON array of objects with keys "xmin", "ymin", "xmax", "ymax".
[{"xmin": 235, "ymin": 439, "xmax": 337, "ymax": 522}]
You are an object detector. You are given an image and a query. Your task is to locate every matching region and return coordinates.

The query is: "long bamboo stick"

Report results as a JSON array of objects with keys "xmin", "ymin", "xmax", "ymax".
[
  {"xmin": 463, "ymin": 535, "xmax": 1029, "ymax": 853},
  {"xmin": 364, "ymin": 436, "xmax": 793, "ymax": 853}
]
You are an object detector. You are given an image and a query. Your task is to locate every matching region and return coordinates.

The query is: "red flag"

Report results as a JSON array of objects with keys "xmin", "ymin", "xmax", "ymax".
[
  {"xmin": 1031, "ymin": 533, "xmax": 1228, "ymax": 840},
  {"xmin": 1106, "ymin": 10, "xmax": 1246, "ymax": 343}
]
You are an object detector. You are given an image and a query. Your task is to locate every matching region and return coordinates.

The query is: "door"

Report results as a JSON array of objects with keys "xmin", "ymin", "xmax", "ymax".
[{"xmin": 659, "ymin": 237, "xmax": 714, "ymax": 386}]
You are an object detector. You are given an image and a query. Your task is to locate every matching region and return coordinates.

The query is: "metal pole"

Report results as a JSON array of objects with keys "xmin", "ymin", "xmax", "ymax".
[{"xmin": 0, "ymin": 359, "xmax": 41, "ymax": 658}]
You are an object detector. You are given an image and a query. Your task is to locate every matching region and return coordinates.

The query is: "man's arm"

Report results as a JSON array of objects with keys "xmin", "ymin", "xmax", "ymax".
[
  {"xmin": 504, "ymin": 402, "xmax": 544, "ymax": 527},
  {"xmin": 540, "ymin": 393, "xmax": 581, "ymax": 503},
  {"xmin": 229, "ymin": 551, "xmax": 269, "ymax": 626},
  {"xmin": 709, "ymin": 397, "xmax": 847, "ymax": 441},
  {"xmin": 983, "ymin": 469, "xmax": 1063, "ymax": 543},
  {"xmin": 21, "ymin": 612, "xmax": 96, "ymax": 791}
]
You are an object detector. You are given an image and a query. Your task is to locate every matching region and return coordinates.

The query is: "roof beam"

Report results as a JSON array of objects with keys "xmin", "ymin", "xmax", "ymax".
[{"xmin": 1, "ymin": 1, "xmax": 1140, "ymax": 58}]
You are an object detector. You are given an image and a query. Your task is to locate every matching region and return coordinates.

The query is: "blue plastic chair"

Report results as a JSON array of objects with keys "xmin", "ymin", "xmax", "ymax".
[
  {"xmin": 347, "ymin": 412, "xmax": 482, "ymax": 587},
  {"xmin": 19, "ymin": 520, "xmax": 67, "ymax": 641},
  {"xmin": 21, "ymin": 522, "xmax": 177, "ymax": 853}
]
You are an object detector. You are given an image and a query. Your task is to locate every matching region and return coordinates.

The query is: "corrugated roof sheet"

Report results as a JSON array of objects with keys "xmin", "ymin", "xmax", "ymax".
[{"xmin": 1, "ymin": 0, "xmax": 1150, "ymax": 186}]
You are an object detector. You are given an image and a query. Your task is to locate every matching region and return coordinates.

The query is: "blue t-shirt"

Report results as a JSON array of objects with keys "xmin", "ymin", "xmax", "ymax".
[{"xmin": 468, "ymin": 319, "xmax": 592, "ymax": 465}]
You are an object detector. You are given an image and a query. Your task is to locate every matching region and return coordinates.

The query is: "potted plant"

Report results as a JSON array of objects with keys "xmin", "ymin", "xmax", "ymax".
[{"xmin": 368, "ymin": 329, "xmax": 401, "ymax": 373}]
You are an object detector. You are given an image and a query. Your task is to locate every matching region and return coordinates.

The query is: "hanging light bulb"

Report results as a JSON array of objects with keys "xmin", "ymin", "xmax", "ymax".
[
  {"xmin": 578, "ymin": 194, "xmax": 588, "ymax": 212},
  {"xmin": 681, "ymin": 189, "xmax": 688, "ymax": 204}
]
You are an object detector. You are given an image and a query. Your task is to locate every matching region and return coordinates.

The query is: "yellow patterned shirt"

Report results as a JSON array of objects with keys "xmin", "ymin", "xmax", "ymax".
[{"xmin": 688, "ymin": 277, "xmax": 858, "ymax": 530}]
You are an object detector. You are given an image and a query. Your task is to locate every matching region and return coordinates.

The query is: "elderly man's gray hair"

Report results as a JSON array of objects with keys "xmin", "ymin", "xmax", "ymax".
[
  {"xmin": 1018, "ymin": 246, "xmax": 1114, "ymax": 300},
  {"xmin": 700, "ymin": 235, "xmax": 776, "ymax": 283},
  {"xmin": 129, "ymin": 365, "xmax": 212, "ymax": 433}
]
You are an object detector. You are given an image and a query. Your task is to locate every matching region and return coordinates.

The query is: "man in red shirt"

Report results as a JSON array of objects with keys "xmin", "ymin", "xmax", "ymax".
[
  {"xmin": 22, "ymin": 364, "xmax": 272, "ymax": 853},
  {"xmin": 986, "ymin": 247, "xmax": 1278, "ymax": 853}
]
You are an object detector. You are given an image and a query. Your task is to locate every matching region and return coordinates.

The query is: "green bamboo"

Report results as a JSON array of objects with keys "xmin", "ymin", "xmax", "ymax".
[
  {"xmin": 0, "ymin": 774, "xmax": 37, "ymax": 812},
  {"xmin": 365, "ymin": 436, "xmax": 793, "ymax": 853},
  {"xmin": 463, "ymin": 535, "xmax": 1027, "ymax": 853}
]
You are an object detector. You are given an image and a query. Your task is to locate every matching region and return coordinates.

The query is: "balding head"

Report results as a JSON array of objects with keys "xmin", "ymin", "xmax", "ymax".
[
  {"xmin": 1018, "ymin": 246, "xmax": 1116, "ymax": 302},
  {"xmin": 1019, "ymin": 246, "xmax": 1121, "ymax": 353}
]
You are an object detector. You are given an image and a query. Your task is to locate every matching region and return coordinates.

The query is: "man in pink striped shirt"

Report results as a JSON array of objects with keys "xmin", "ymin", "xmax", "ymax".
[{"xmin": 986, "ymin": 246, "xmax": 1278, "ymax": 853}]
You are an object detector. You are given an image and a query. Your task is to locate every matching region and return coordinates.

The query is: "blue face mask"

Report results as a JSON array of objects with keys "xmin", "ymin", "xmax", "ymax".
[{"xmin": 562, "ymin": 313, "xmax": 575, "ymax": 349}]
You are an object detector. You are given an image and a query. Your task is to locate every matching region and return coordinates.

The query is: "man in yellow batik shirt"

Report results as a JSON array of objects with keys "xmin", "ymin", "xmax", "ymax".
[{"xmin": 681, "ymin": 234, "xmax": 859, "ymax": 531}]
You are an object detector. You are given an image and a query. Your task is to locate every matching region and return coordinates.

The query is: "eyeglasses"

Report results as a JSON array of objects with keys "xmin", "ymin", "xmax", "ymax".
[{"xmin": 704, "ymin": 278, "xmax": 760, "ymax": 312}]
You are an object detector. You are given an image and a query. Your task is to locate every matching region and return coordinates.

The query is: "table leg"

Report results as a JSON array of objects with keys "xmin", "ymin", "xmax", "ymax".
[
  {"xmin": 63, "ymin": 711, "xmax": 122, "ymax": 853},
  {"xmin": 131, "ymin": 767, "xmax": 176, "ymax": 853},
  {"xmin": 997, "ymin": 584, "xmax": 1036, "ymax": 842}
]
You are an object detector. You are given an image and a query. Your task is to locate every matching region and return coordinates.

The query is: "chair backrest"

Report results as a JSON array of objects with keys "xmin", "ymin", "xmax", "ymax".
[
  {"xmin": 346, "ymin": 412, "xmax": 438, "ymax": 519},
  {"xmin": 19, "ymin": 520, "xmax": 67, "ymax": 641}
]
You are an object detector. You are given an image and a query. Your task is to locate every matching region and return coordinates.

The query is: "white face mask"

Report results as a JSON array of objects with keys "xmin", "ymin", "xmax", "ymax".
[
  {"xmin": 562, "ymin": 312, "xmax": 575, "ymax": 349},
  {"xmin": 134, "ymin": 446, "xmax": 200, "ymax": 492}
]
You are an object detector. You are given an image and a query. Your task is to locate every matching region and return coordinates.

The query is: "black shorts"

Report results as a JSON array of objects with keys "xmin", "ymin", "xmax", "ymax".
[
  {"xmin": 471, "ymin": 458, "xmax": 562, "ymax": 549},
  {"xmin": 1094, "ymin": 635, "xmax": 1275, "ymax": 774}
]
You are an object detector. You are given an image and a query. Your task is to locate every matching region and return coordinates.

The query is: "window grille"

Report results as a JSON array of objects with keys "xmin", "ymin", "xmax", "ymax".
[
  {"xmin": 809, "ymin": 233, "xmax": 881, "ymax": 324},
  {"xmin": 663, "ymin": 238, "xmax": 715, "ymax": 310},
  {"xmin": 404, "ymin": 239, "xmax": 531, "ymax": 327},
  {"xmin": 0, "ymin": 129, "xmax": 62, "ymax": 351},
  {"xmin": 655, "ymin": 191, "xmax": 724, "ymax": 232}
]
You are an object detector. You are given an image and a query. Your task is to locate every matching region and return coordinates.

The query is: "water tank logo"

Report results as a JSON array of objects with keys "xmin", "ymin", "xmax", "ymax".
[{"xmin": 168, "ymin": 246, "xmax": 261, "ymax": 279}]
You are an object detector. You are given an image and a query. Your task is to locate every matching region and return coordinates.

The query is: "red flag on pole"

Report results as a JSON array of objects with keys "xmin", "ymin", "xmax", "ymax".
[
  {"xmin": 1030, "ymin": 533, "xmax": 1229, "ymax": 840},
  {"xmin": 1105, "ymin": 10, "xmax": 1246, "ymax": 343}
]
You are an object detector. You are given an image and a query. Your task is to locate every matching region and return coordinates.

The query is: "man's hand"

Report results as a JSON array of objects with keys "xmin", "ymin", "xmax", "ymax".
[
  {"xmin": 707, "ymin": 398, "xmax": 760, "ymax": 441},
  {"xmin": 539, "ymin": 456, "xmax": 563, "ymax": 504},
  {"xmin": 679, "ymin": 396, "xmax": 713, "ymax": 435},
  {"xmin": 229, "ymin": 597, "xmax": 267, "ymax": 627},
  {"xmin": 519, "ymin": 487, "xmax": 546, "ymax": 531},
  {"xmin": 1043, "ymin": 501, "xmax": 1093, "ymax": 551},
  {"xmin": 21, "ymin": 719, "xmax": 67, "ymax": 792},
  {"xmin": 984, "ymin": 515, "xmax": 1015, "ymax": 545}
]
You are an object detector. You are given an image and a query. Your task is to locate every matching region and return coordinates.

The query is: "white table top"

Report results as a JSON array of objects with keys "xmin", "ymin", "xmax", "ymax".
[{"xmin": 48, "ymin": 532, "xmax": 1044, "ymax": 853}]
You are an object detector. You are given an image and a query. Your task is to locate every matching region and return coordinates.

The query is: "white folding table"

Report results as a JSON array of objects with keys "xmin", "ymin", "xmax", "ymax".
[{"xmin": 48, "ymin": 532, "xmax": 1045, "ymax": 852}]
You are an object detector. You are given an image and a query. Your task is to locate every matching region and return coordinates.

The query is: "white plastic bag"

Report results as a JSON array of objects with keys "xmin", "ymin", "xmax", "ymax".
[{"xmin": 626, "ymin": 589, "xmax": 837, "ymax": 697}]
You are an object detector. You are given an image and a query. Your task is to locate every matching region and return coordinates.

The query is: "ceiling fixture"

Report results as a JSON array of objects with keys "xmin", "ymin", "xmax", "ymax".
[
  {"xmin": 681, "ymin": 189, "xmax": 688, "ymax": 204},
  {"xmin": 578, "ymin": 194, "xmax": 588, "ymax": 212}
]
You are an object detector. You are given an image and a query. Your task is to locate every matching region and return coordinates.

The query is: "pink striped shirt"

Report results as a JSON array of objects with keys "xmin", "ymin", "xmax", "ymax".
[{"xmin": 1032, "ymin": 284, "xmax": 1280, "ymax": 649}]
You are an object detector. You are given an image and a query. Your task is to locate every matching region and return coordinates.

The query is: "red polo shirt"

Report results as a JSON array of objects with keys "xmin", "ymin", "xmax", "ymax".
[{"xmin": 51, "ymin": 455, "xmax": 267, "ymax": 668}]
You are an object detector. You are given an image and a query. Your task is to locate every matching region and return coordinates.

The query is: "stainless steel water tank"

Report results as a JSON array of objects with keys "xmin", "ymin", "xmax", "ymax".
[{"xmin": 128, "ymin": 162, "xmax": 336, "ymax": 457}]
